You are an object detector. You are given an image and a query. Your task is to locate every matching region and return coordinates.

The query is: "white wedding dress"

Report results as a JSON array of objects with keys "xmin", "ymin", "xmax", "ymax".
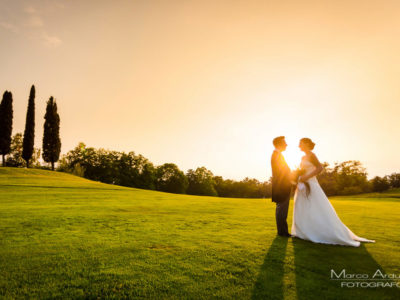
[{"xmin": 291, "ymin": 159, "xmax": 375, "ymax": 247}]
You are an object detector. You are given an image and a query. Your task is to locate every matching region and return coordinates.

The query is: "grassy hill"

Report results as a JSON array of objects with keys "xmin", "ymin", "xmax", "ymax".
[{"xmin": 0, "ymin": 168, "xmax": 399, "ymax": 299}]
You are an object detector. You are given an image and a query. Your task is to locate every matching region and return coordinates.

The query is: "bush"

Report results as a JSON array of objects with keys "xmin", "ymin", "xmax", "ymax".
[{"xmin": 371, "ymin": 176, "xmax": 391, "ymax": 192}]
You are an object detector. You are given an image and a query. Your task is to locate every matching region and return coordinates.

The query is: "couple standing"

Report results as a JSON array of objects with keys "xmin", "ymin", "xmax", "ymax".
[{"xmin": 270, "ymin": 136, "xmax": 375, "ymax": 247}]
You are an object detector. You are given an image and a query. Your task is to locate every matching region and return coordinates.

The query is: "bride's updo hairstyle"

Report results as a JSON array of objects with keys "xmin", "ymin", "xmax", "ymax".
[{"xmin": 300, "ymin": 138, "xmax": 315, "ymax": 150}]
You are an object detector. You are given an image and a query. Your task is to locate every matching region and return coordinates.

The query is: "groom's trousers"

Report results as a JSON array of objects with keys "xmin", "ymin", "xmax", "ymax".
[{"xmin": 275, "ymin": 196, "xmax": 290, "ymax": 236}]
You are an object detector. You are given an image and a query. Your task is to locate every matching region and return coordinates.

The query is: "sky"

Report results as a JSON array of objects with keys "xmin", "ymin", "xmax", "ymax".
[{"xmin": 1, "ymin": 0, "xmax": 399, "ymax": 181}]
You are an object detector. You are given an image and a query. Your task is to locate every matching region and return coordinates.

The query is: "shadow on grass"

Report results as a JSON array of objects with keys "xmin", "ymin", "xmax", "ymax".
[
  {"xmin": 251, "ymin": 236, "xmax": 288, "ymax": 300},
  {"xmin": 293, "ymin": 237, "xmax": 400, "ymax": 300}
]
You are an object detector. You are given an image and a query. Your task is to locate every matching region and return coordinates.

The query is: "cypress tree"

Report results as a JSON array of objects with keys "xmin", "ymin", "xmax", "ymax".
[
  {"xmin": 22, "ymin": 85, "xmax": 36, "ymax": 168},
  {"xmin": 0, "ymin": 91, "xmax": 13, "ymax": 166},
  {"xmin": 42, "ymin": 96, "xmax": 61, "ymax": 170}
]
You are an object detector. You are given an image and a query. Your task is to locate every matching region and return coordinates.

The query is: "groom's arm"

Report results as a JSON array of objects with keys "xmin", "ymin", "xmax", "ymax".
[
  {"xmin": 279, "ymin": 155, "xmax": 295, "ymax": 186},
  {"xmin": 271, "ymin": 153, "xmax": 283, "ymax": 184},
  {"xmin": 271, "ymin": 153, "xmax": 292, "ymax": 188}
]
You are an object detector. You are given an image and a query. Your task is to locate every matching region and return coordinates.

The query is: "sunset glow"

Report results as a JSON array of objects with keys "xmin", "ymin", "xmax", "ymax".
[{"xmin": 282, "ymin": 138, "xmax": 304, "ymax": 171}]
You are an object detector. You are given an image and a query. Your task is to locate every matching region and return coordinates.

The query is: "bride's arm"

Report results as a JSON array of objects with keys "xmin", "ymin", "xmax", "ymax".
[{"xmin": 299, "ymin": 153, "xmax": 324, "ymax": 182}]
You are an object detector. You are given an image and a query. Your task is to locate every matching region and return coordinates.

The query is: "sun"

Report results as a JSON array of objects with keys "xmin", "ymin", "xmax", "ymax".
[{"xmin": 282, "ymin": 138, "xmax": 303, "ymax": 170}]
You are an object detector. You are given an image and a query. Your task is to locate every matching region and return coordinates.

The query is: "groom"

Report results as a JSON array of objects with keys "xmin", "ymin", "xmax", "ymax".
[{"xmin": 271, "ymin": 136, "xmax": 294, "ymax": 237}]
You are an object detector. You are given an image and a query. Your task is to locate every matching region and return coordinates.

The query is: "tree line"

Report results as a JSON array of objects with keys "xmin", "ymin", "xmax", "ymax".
[
  {"xmin": 317, "ymin": 161, "xmax": 399, "ymax": 195},
  {"xmin": 56, "ymin": 142, "xmax": 272, "ymax": 197},
  {"xmin": 0, "ymin": 85, "xmax": 61, "ymax": 170},
  {"xmin": 55, "ymin": 143, "xmax": 398, "ymax": 197},
  {"xmin": 1, "ymin": 85, "xmax": 398, "ymax": 197}
]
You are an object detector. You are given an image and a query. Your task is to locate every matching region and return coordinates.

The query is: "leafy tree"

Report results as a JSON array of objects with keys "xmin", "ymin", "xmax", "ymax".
[
  {"xmin": 115, "ymin": 152, "xmax": 155, "ymax": 189},
  {"xmin": 333, "ymin": 160, "xmax": 370, "ymax": 195},
  {"xmin": 239, "ymin": 177, "xmax": 266, "ymax": 198},
  {"xmin": 315, "ymin": 161, "xmax": 372, "ymax": 195},
  {"xmin": 58, "ymin": 142, "xmax": 95, "ymax": 176},
  {"xmin": 213, "ymin": 176, "xmax": 230, "ymax": 197},
  {"xmin": 213, "ymin": 176, "xmax": 271, "ymax": 198},
  {"xmin": 6, "ymin": 133, "xmax": 23, "ymax": 166},
  {"xmin": 262, "ymin": 180, "xmax": 272, "ymax": 198},
  {"xmin": 6, "ymin": 133, "xmax": 41, "ymax": 167},
  {"xmin": 388, "ymin": 173, "xmax": 400, "ymax": 188},
  {"xmin": 58, "ymin": 143, "xmax": 156, "ymax": 190},
  {"xmin": 42, "ymin": 96, "xmax": 61, "ymax": 170},
  {"xmin": 128, "ymin": 153, "xmax": 156, "ymax": 189},
  {"xmin": 116, "ymin": 151, "xmax": 137, "ymax": 186},
  {"xmin": 371, "ymin": 176, "xmax": 391, "ymax": 192},
  {"xmin": 317, "ymin": 162, "xmax": 339, "ymax": 196},
  {"xmin": 186, "ymin": 167, "xmax": 217, "ymax": 196},
  {"xmin": 22, "ymin": 85, "xmax": 36, "ymax": 167},
  {"xmin": 155, "ymin": 163, "xmax": 188, "ymax": 194},
  {"xmin": 0, "ymin": 91, "xmax": 13, "ymax": 166}
]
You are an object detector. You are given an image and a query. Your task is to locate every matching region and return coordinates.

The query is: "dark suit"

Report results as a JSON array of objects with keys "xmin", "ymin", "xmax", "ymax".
[{"xmin": 271, "ymin": 150, "xmax": 292, "ymax": 236}]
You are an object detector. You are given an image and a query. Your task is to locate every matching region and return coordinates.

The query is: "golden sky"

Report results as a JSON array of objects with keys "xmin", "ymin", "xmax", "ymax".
[{"xmin": 1, "ymin": 0, "xmax": 399, "ymax": 180}]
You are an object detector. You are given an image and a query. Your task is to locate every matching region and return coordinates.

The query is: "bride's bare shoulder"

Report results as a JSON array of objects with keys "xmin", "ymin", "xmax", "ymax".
[
  {"xmin": 309, "ymin": 151, "xmax": 319, "ymax": 160},
  {"xmin": 309, "ymin": 152, "xmax": 322, "ymax": 167},
  {"xmin": 309, "ymin": 151, "xmax": 317, "ymax": 158}
]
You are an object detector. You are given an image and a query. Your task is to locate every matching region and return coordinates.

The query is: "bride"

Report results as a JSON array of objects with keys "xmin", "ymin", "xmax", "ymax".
[{"xmin": 291, "ymin": 138, "xmax": 375, "ymax": 247}]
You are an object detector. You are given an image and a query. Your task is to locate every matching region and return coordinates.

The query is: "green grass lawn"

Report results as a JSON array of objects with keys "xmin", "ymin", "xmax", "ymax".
[{"xmin": 0, "ymin": 167, "xmax": 399, "ymax": 299}]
